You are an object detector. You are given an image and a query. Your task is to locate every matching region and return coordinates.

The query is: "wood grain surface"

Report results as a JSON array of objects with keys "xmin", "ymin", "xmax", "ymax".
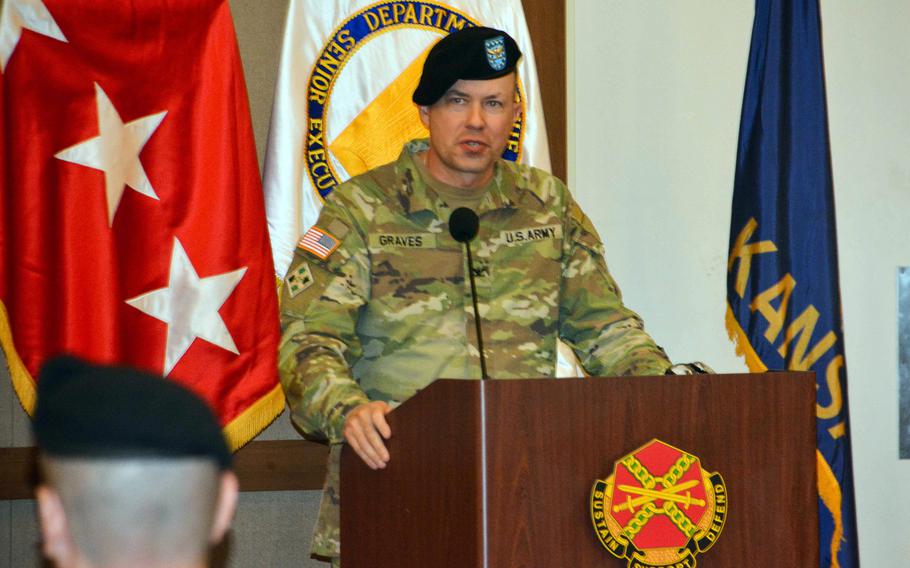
[{"xmin": 341, "ymin": 374, "xmax": 819, "ymax": 567}]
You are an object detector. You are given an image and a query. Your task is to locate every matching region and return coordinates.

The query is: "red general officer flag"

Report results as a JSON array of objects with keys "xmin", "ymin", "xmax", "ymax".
[{"xmin": 0, "ymin": 0, "xmax": 281, "ymax": 448}]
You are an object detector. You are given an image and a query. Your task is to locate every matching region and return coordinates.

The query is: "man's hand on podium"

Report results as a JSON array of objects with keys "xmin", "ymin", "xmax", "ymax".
[{"xmin": 343, "ymin": 401, "xmax": 393, "ymax": 469}]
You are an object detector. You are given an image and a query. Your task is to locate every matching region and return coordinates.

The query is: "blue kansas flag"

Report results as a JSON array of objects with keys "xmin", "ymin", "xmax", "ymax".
[{"xmin": 726, "ymin": 1, "xmax": 859, "ymax": 566}]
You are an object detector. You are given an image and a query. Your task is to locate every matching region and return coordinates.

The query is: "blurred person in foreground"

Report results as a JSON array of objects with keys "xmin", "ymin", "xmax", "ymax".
[{"xmin": 32, "ymin": 356, "xmax": 238, "ymax": 568}]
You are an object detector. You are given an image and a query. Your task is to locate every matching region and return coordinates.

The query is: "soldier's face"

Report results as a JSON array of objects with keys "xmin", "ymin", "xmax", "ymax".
[{"xmin": 418, "ymin": 73, "xmax": 520, "ymax": 190}]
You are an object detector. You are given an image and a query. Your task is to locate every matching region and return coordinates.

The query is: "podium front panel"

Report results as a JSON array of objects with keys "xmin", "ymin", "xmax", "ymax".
[
  {"xmin": 485, "ymin": 374, "xmax": 817, "ymax": 567},
  {"xmin": 342, "ymin": 373, "xmax": 818, "ymax": 567},
  {"xmin": 341, "ymin": 378, "xmax": 483, "ymax": 567}
]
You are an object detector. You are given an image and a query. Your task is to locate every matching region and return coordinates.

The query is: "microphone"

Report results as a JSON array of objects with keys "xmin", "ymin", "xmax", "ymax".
[
  {"xmin": 449, "ymin": 206, "xmax": 479, "ymax": 243},
  {"xmin": 448, "ymin": 207, "xmax": 488, "ymax": 380}
]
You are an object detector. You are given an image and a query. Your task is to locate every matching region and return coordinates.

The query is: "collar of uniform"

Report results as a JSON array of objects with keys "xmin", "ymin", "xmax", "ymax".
[
  {"xmin": 491, "ymin": 160, "xmax": 549, "ymax": 213},
  {"xmin": 397, "ymin": 139, "xmax": 547, "ymax": 216},
  {"xmin": 397, "ymin": 139, "xmax": 446, "ymax": 216}
]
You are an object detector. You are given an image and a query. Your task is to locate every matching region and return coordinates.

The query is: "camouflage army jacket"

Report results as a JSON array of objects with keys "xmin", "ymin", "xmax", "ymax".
[{"xmin": 278, "ymin": 139, "xmax": 671, "ymax": 558}]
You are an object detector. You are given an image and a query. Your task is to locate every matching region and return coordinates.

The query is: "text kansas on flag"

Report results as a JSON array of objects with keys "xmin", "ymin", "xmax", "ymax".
[
  {"xmin": 0, "ymin": 0, "xmax": 281, "ymax": 448},
  {"xmin": 726, "ymin": 0, "xmax": 859, "ymax": 566}
]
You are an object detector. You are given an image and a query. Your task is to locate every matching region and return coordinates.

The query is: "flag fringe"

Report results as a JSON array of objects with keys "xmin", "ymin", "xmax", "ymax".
[
  {"xmin": 724, "ymin": 304, "xmax": 768, "ymax": 372},
  {"xmin": 817, "ymin": 449, "xmax": 845, "ymax": 568},
  {"xmin": 0, "ymin": 299, "xmax": 37, "ymax": 416},
  {"xmin": 223, "ymin": 383, "xmax": 286, "ymax": 452}
]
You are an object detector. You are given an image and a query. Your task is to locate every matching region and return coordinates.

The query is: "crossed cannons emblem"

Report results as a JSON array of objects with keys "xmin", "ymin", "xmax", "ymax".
[
  {"xmin": 613, "ymin": 478, "xmax": 706, "ymax": 514},
  {"xmin": 590, "ymin": 439, "xmax": 727, "ymax": 568}
]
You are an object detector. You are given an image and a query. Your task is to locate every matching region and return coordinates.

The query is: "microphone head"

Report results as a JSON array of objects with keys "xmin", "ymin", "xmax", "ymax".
[{"xmin": 448, "ymin": 207, "xmax": 479, "ymax": 243}]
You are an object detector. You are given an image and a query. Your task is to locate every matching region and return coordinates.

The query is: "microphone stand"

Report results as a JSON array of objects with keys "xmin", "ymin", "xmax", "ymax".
[
  {"xmin": 448, "ymin": 207, "xmax": 490, "ymax": 381},
  {"xmin": 462, "ymin": 241, "xmax": 489, "ymax": 380}
]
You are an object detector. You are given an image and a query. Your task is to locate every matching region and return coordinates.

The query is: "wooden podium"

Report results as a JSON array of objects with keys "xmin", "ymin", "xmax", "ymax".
[{"xmin": 341, "ymin": 373, "xmax": 819, "ymax": 566}]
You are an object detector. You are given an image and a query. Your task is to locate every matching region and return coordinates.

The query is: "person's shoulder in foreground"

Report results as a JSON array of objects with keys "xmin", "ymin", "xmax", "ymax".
[{"xmin": 32, "ymin": 355, "xmax": 238, "ymax": 568}]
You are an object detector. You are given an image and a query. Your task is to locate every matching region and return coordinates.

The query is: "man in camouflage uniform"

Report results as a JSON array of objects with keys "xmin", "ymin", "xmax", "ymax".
[{"xmin": 278, "ymin": 27, "xmax": 672, "ymax": 565}]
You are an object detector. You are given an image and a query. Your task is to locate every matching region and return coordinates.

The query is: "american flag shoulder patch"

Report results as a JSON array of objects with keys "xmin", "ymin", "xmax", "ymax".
[{"xmin": 297, "ymin": 226, "xmax": 341, "ymax": 260}]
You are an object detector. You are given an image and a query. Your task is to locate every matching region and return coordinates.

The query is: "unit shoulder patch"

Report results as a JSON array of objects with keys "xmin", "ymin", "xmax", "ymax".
[{"xmin": 285, "ymin": 261, "xmax": 315, "ymax": 298}]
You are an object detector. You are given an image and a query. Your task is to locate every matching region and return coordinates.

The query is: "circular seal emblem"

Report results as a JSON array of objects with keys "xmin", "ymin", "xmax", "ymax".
[
  {"xmin": 590, "ymin": 439, "xmax": 727, "ymax": 568},
  {"xmin": 304, "ymin": 0, "xmax": 529, "ymax": 200}
]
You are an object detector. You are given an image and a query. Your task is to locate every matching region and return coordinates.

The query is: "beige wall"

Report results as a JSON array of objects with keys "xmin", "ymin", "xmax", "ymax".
[{"xmin": 230, "ymin": 0, "xmax": 287, "ymax": 169}]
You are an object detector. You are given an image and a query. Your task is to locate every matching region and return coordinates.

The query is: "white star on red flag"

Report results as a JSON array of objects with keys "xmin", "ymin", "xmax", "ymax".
[
  {"xmin": 0, "ymin": 0, "xmax": 67, "ymax": 72},
  {"xmin": 2, "ymin": 0, "xmax": 281, "ymax": 448},
  {"xmin": 125, "ymin": 238, "xmax": 247, "ymax": 376},
  {"xmin": 55, "ymin": 83, "xmax": 166, "ymax": 226}
]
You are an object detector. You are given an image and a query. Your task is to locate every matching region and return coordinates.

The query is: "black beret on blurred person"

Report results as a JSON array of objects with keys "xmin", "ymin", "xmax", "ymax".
[
  {"xmin": 412, "ymin": 26, "xmax": 522, "ymax": 106},
  {"xmin": 33, "ymin": 355, "xmax": 231, "ymax": 470}
]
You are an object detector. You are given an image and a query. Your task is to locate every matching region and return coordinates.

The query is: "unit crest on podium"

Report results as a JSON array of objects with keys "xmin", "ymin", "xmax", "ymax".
[{"xmin": 590, "ymin": 439, "xmax": 727, "ymax": 568}]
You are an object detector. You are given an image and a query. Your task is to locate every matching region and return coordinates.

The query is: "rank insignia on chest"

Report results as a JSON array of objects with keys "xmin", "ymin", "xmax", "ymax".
[
  {"xmin": 285, "ymin": 261, "xmax": 314, "ymax": 298},
  {"xmin": 589, "ymin": 439, "xmax": 727, "ymax": 568},
  {"xmin": 298, "ymin": 226, "xmax": 340, "ymax": 260}
]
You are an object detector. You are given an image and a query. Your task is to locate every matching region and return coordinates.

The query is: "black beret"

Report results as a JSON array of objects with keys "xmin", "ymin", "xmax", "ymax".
[
  {"xmin": 412, "ymin": 26, "xmax": 522, "ymax": 106},
  {"xmin": 33, "ymin": 356, "xmax": 232, "ymax": 470}
]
